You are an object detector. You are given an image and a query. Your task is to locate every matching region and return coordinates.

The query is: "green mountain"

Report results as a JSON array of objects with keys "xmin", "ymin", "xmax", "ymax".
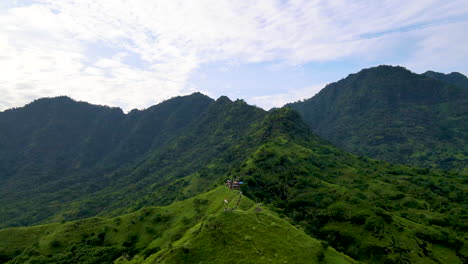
[
  {"xmin": 423, "ymin": 71, "xmax": 468, "ymax": 89},
  {"xmin": 0, "ymin": 187, "xmax": 355, "ymax": 264},
  {"xmin": 241, "ymin": 109, "xmax": 466, "ymax": 263},
  {"xmin": 288, "ymin": 65, "xmax": 468, "ymax": 171},
  {"xmin": 0, "ymin": 85, "xmax": 466, "ymax": 263},
  {"xmin": 0, "ymin": 94, "xmax": 266, "ymax": 227}
]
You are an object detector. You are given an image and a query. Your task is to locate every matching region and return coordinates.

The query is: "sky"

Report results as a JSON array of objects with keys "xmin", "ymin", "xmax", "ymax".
[{"xmin": 1, "ymin": 0, "xmax": 467, "ymax": 111}]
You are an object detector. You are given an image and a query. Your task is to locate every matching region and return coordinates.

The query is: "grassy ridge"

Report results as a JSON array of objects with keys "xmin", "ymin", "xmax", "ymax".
[{"xmin": 0, "ymin": 186, "xmax": 354, "ymax": 264}]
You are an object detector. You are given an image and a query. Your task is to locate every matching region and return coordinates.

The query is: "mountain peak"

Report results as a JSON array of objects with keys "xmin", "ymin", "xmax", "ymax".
[
  {"xmin": 363, "ymin": 64, "xmax": 410, "ymax": 72},
  {"xmin": 28, "ymin": 95, "xmax": 76, "ymax": 105},
  {"xmin": 186, "ymin": 91, "xmax": 211, "ymax": 99},
  {"xmin": 216, "ymin": 95, "xmax": 232, "ymax": 103},
  {"xmin": 423, "ymin": 70, "xmax": 468, "ymax": 89},
  {"xmin": 348, "ymin": 65, "xmax": 413, "ymax": 81},
  {"xmin": 259, "ymin": 108, "xmax": 311, "ymax": 142},
  {"xmin": 17, "ymin": 96, "xmax": 124, "ymax": 114}
]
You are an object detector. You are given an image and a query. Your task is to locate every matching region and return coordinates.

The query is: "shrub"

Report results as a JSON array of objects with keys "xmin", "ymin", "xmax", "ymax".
[
  {"xmin": 364, "ymin": 216, "xmax": 385, "ymax": 234},
  {"xmin": 145, "ymin": 226, "xmax": 156, "ymax": 235},
  {"xmin": 374, "ymin": 208, "xmax": 393, "ymax": 223},
  {"xmin": 327, "ymin": 202, "xmax": 348, "ymax": 221},
  {"xmin": 349, "ymin": 210, "xmax": 370, "ymax": 225},
  {"xmin": 321, "ymin": 241, "xmax": 329, "ymax": 249},
  {"xmin": 317, "ymin": 251, "xmax": 325, "ymax": 262},
  {"xmin": 142, "ymin": 246, "xmax": 161, "ymax": 258},
  {"xmin": 49, "ymin": 240, "xmax": 61, "ymax": 249}
]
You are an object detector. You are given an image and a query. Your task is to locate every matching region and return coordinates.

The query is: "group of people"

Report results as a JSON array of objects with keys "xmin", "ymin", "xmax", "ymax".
[
  {"xmin": 224, "ymin": 178, "xmax": 244, "ymax": 212},
  {"xmin": 226, "ymin": 178, "xmax": 243, "ymax": 190}
]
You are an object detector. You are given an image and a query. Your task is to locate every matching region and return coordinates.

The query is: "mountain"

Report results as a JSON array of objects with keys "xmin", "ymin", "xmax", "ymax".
[
  {"xmin": 0, "ymin": 93, "xmax": 267, "ymax": 227},
  {"xmin": 423, "ymin": 71, "xmax": 468, "ymax": 89},
  {"xmin": 0, "ymin": 187, "xmax": 355, "ymax": 264},
  {"xmin": 239, "ymin": 108, "xmax": 466, "ymax": 263},
  {"xmin": 0, "ymin": 87, "xmax": 466, "ymax": 263},
  {"xmin": 288, "ymin": 65, "xmax": 468, "ymax": 171}
]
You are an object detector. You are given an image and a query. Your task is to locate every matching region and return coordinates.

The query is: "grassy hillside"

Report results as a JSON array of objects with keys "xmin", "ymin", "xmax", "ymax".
[
  {"xmin": 288, "ymin": 65, "xmax": 468, "ymax": 171},
  {"xmin": 0, "ymin": 186, "xmax": 355, "ymax": 264},
  {"xmin": 238, "ymin": 108, "xmax": 467, "ymax": 263}
]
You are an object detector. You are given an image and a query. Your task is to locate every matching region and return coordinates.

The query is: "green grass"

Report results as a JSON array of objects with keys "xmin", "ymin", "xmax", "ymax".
[{"xmin": 0, "ymin": 186, "xmax": 356, "ymax": 264}]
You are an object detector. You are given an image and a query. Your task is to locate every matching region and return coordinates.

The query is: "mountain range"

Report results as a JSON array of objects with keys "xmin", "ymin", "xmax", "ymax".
[{"xmin": 0, "ymin": 65, "xmax": 466, "ymax": 263}]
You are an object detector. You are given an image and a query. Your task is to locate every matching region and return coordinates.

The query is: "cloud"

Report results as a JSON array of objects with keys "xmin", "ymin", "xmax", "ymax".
[
  {"xmin": 0, "ymin": 0, "xmax": 467, "ymax": 111},
  {"xmin": 249, "ymin": 83, "xmax": 326, "ymax": 110},
  {"xmin": 402, "ymin": 21, "xmax": 468, "ymax": 74}
]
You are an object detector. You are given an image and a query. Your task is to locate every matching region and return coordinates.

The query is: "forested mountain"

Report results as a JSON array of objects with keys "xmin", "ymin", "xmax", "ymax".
[
  {"xmin": 0, "ymin": 72, "xmax": 467, "ymax": 263},
  {"xmin": 423, "ymin": 71, "xmax": 468, "ymax": 89},
  {"xmin": 0, "ymin": 93, "xmax": 266, "ymax": 227},
  {"xmin": 288, "ymin": 66, "xmax": 468, "ymax": 171},
  {"xmin": 239, "ymin": 108, "xmax": 466, "ymax": 263}
]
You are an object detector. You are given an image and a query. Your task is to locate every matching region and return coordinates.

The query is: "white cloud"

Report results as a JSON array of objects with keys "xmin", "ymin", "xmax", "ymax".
[
  {"xmin": 249, "ymin": 83, "xmax": 326, "ymax": 110},
  {"xmin": 0, "ymin": 0, "xmax": 467, "ymax": 111},
  {"xmin": 403, "ymin": 21, "xmax": 468, "ymax": 74}
]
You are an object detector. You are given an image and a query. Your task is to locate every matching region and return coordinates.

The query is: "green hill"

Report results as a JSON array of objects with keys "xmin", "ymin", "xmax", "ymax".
[
  {"xmin": 0, "ymin": 186, "xmax": 355, "ymax": 264},
  {"xmin": 288, "ymin": 65, "xmax": 468, "ymax": 171},
  {"xmin": 238, "ymin": 108, "xmax": 467, "ymax": 263}
]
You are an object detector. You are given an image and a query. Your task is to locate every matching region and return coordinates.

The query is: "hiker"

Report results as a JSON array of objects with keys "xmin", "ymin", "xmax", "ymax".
[
  {"xmin": 233, "ymin": 180, "xmax": 239, "ymax": 189},
  {"xmin": 226, "ymin": 179, "xmax": 232, "ymax": 190}
]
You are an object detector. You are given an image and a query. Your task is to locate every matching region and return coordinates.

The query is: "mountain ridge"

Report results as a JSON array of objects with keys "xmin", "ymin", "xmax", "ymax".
[
  {"xmin": 0, "ymin": 92, "xmax": 268, "ymax": 227},
  {"xmin": 288, "ymin": 65, "xmax": 468, "ymax": 171}
]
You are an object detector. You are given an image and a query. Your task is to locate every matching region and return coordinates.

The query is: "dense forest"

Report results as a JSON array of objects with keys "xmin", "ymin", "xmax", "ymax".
[
  {"xmin": 0, "ymin": 93, "xmax": 266, "ymax": 227},
  {"xmin": 0, "ymin": 66, "xmax": 466, "ymax": 263},
  {"xmin": 288, "ymin": 65, "xmax": 468, "ymax": 171}
]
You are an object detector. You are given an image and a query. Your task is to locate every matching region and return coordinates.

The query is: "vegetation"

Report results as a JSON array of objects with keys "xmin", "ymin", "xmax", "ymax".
[
  {"xmin": 238, "ymin": 108, "xmax": 467, "ymax": 263},
  {"xmin": 0, "ymin": 94, "xmax": 266, "ymax": 227},
  {"xmin": 0, "ymin": 186, "xmax": 355, "ymax": 264},
  {"xmin": 288, "ymin": 65, "xmax": 468, "ymax": 171},
  {"xmin": 0, "ymin": 66, "xmax": 466, "ymax": 263},
  {"xmin": 423, "ymin": 70, "xmax": 468, "ymax": 89}
]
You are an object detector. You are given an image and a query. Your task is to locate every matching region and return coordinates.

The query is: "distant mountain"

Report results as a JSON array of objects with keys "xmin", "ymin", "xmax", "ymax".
[
  {"xmin": 423, "ymin": 70, "xmax": 468, "ymax": 89},
  {"xmin": 288, "ymin": 65, "xmax": 468, "ymax": 171}
]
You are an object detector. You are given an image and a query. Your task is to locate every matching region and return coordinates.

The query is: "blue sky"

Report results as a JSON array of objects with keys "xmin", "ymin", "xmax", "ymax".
[{"xmin": 0, "ymin": 0, "xmax": 467, "ymax": 111}]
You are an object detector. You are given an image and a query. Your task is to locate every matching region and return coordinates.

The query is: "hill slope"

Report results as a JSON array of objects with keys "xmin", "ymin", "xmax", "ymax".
[
  {"xmin": 288, "ymin": 65, "xmax": 468, "ymax": 171},
  {"xmin": 238, "ymin": 108, "xmax": 467, "ymax": 263},
  {"xmin": 0, "ymin": 94, "xmax": 267, "ymax": 227},
  {"xmin": 0, "ymin": 186, "xmax": 355, "ymax": 264}
]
